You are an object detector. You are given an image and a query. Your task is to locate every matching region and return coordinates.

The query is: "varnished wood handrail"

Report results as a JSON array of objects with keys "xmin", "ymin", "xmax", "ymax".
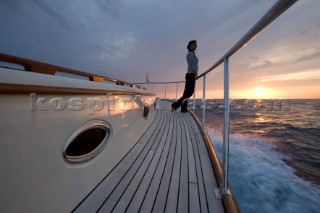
[{"xmin": 0, "ymin": 53, "xmax": 145, "ymax": 90}]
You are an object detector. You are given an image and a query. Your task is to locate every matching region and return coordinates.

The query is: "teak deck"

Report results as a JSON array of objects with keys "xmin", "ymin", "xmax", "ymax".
[{"xmin": 73, "ymin": 100, "xmax": 224, "ymax": 213}]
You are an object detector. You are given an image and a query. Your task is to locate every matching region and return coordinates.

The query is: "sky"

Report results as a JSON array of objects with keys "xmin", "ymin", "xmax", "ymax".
[{"xmin": 0, "ymin": 0, "xmax": 319, "ymax": 99}]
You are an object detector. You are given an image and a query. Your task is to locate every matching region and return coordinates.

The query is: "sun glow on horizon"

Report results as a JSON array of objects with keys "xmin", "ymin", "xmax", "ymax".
[
  {"xmin": 164, "ymin": 84, "xmax": 319, "ymax": 99},
  {"xmin": 254, "ymin": 86, "xmax": 266, "ymax": 98},
  {"xmin": 236, "ymin": 86, "xmax": 280, "ymax": 99}
]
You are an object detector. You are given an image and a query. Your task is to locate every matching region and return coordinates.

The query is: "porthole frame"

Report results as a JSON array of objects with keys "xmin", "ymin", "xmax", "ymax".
[{"xmin": 63, "ymin": 120, "xmax": 112, "ymax": 164}]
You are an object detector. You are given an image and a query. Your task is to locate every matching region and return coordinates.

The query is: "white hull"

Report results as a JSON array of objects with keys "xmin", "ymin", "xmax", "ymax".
[{"xmin": 0, "ymin": 68, "xmax": 156, "ymax": 212}]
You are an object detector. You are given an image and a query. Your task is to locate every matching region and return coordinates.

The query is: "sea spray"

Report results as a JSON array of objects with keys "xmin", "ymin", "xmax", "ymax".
[{"xmin": 207, "ymin": 128, "xmax": 320, "ymax": 213}]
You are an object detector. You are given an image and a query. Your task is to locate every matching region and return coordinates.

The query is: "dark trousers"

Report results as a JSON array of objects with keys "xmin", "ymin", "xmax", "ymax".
[{"xmin": 172, "ymin": 73, "xmax": 195, "ymax": 111}]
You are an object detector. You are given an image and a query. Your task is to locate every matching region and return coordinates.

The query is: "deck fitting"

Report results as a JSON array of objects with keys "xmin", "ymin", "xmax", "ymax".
[{"xmin": 214, "ymin": 187, "xmax": 232, "ymax": 199}]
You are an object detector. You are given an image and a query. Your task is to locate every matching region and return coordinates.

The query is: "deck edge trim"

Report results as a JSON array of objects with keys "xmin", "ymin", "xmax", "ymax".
[{"xmin": 188, "ymin": 109, "xmax": 241, "ymax": 213}]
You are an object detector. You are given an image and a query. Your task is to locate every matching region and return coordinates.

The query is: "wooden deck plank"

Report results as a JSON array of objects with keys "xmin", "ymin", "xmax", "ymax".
[
  {"xmin": 185, "ymin": 114, "xmax": 209, "ymax": 213},
  {"xmin": 98, "ymin": 110, "xmax": 169, "ymax": 212},
  {"xmin": 189, "ymin": 183, "xmax": 201, "ymax": 213},
  {"xmin": 74, "ymin": 100, "xmax": 225, "ymax": 213},
  {"xmin": 185, "ymin": 114, "xmax": 224, "ymax": 213},
  {"xmin": 177, "ymin": 112, "xmax": 189, "ymax": 213},
  {"xmin": 181, "ymin": 113, "xmax": 201, "ymax": 213},
  {"xmin": 152, "ymin": 111, "xmax": 179, "ymax": 213},
  {"xmin": 73, "ymin": 110, "xmax": 162, "ymax": 213},
  {"xmin": 184, "ymin": 114, "xmax": 198, "ymax": 184},
  {"xmin": 104, "ymin": 150, "xmax": 155, "ymax": 213},
  {"xmin": 136, "ymin": 111, "xmax": 174, "ymax": 212},
  {"xmin": 165, "ymin": 110, "xmax": 182, "ymax": 213},
  {"xmin": 198, "ymin": 136, "xmax": 221, "ymax": 213},
  {"xmin": 119, "ymin": 110, "xmax": 171, "ymax": 212}
]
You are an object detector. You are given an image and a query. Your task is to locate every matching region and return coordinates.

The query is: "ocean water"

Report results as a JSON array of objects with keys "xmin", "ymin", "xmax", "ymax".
[{"xmin": 193, "ymin": 99, "xmax": 320, "ymax": 213}]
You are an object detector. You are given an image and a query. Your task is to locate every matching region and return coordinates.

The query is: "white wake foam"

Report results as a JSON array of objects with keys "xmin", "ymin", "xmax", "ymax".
[{"xmin": 207, "ymin": 128, "xmax": 320, "ymax": 213}]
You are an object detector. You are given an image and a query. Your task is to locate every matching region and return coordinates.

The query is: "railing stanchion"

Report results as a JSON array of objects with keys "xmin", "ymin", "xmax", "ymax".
[
  {"xmin": 222, "ymin": 57, "xmax": 230, "ymax": 193},
  {"xmin": 176, "ymin": 83, "xmax": 178, "ymax": 101},
  {"xmin": 202, "ymin": 74, "xmax": 206, "ymax": 129},
  {"xmin": 164, "ymin": 83, "xmax": 167, "ymax": 99}
]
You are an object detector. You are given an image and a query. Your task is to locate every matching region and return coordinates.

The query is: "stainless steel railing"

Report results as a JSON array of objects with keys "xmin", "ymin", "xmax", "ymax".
[
  {"xmin": 132, "ymin": 81, "xmax": 185, "ymax": 99},
  {"xmin": 135, "ymin": 0, "xmax": 298, "ymax": 198},
  {"xmin": 197, "ymin": 0, "xmax": 297, "ymax": 196}
]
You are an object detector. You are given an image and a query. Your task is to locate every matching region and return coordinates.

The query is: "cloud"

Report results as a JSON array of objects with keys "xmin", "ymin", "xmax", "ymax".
[
  {"xmin": 30, "ymin": 0, "xmax": 72, "ymax": 29},
  {"xmin": 95, "ymin": 0, "xmax": 121, "ymax": 18},
  {"xmin": 1, "ymin": 0, "xmax": 320, "ymax": 90},
  {"xmin": 260, "ymin": 70, "xmax": 320, "ymax": 82},
  {"xmin": 248, "ymin": 57, "xmax": 274, "ymax": 70},
  {"xmin": 1, "ymin": 0, "xmax": 37, "ymax": 25},
  {"xmin": 97, "ymin": 34, "xmax": 137, "ymax": 61},
  {"xmin": 296, "ymin": 48, "xmax": 320, "ymax": 62},
  {"xmin": 234, "ymin": 46, "xmax": 320, "ymax": 74}
]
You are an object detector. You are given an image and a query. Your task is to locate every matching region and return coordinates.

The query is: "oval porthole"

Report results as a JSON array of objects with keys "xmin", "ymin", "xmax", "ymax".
[{"xmin": 63, "ymin": 121, "xmax": 112, "ymax": 164}]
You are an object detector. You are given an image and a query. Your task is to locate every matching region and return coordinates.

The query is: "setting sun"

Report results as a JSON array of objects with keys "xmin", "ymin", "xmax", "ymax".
[
  {"xmin": 254, "ymin": 86, "xmax": 266, "ymax": 98},
  {"xmin": 250, "ymin": 86, "xmax": 281, "ymax": 99},
  {"xmin": 232, "ymin": 86, "xmax": 281, "ymax": 99}
]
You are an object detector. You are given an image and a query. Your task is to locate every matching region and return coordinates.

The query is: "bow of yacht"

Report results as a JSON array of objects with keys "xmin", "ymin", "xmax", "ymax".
[
  {"xmin": 0, "ymin": 1, "xmax": 298, "ymax": 212},
  {"xmin": 0, "ymin": 53, "xmax": 238, "ymax": 213}
]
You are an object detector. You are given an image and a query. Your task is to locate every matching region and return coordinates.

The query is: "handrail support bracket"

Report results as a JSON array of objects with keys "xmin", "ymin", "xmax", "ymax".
[{"xmin": 214, "ymin": 187, "xmax": 232, "ymax": 199}]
